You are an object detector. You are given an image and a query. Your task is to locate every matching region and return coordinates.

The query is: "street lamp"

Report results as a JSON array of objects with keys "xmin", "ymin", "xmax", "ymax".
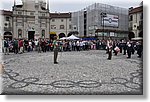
[{"xmin": 100, "ymin": 12, "xmax": 107, "ymax": 40}]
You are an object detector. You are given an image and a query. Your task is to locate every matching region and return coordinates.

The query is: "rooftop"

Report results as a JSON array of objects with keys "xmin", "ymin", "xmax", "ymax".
[{"xmin": 129, "ymin": 6, "xmax": 143, "ymax": 14}]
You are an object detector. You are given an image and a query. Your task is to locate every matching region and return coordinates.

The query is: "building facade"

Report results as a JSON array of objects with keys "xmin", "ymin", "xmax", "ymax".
[
  {"xmin": 12, "ymin": 0, "xmax": 50, "ymax": 40},
  {"xmin": 1, "ymin": 1, "xmax": 143, "ymax": 40},
  {"xmin": 1, "ymin": 10, "xmax": 13, "ymax": 40},
  {"xmin": 1, "ymin": 0, "xmax": 72, "ymax": 40},
  {"xmin": 129, "ymin": 6, "xmax": 143, "ymax": 38},
  {"xmin": 50, "ymin": 13, "xmax": 72, "ymax": 39},
  {"xmin": 72, "ymin": 3, "xmax": 129, "ymax": 39}
]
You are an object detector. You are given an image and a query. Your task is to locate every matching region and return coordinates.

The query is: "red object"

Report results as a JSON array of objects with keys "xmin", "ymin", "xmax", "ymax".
[{"xmin": 19, "ymin": 40, "xmax": 23, "ymax": 47}]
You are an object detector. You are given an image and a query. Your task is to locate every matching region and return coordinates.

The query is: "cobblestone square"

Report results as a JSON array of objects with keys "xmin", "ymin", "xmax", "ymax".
[{"xmin": 2, "ymin": 50, "xmax": 143, "ymax": 95}]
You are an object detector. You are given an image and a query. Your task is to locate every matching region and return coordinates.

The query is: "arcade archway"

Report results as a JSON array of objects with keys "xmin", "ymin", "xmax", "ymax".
[
  {"xmin": 50, "ymin": 32, "xmax": 57, "ymax": 40},
  {"xmin": 139, "ymin": 31, "xmax": 143, "ymax": 37},
  {"xmin": 4, "ymin": 32, "xmax": 12, "ymax": 40},
  {"xmin": 128, "ymin": 32, "xmax": 135, "ymax": 40},
  {"xmin": 59, "ymin": 33, "xmax": 66, "ymax": 38},
  {"xmin": 67, "ymin": 31, "xmax": 79, "ymax": 37}
]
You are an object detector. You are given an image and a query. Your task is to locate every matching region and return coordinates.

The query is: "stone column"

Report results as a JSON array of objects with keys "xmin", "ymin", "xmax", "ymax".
[{"xmin": 34, "ymin": 0, "xmax": 40, "ymax": 39}]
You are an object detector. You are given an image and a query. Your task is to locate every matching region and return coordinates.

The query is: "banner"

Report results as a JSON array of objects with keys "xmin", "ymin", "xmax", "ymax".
[{"xmin": 102, "ymin": 14, "xmax": 119, "ymax": 27}]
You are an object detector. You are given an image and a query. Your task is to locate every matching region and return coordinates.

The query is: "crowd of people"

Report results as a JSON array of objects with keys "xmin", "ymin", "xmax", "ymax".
[
  {"xmin": 106, "ymin": 38, "xmax": 143, "ymax": 60},
  {"xmin": 2, "ymin": 37, "xmax": 143, "ymax": 60}
]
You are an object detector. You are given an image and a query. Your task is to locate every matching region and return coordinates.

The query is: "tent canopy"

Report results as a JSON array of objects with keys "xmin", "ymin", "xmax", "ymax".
[
  {"xmin": 67, "ymin": 35, "xmax": 80, "ymax": 40},
  {"xmin": 60, "ymin": 37, "xmax": 68, "ymax": 40},
  {"xmin": 131, "ymin": 37, "xmax": 143, "ymax": 41}
]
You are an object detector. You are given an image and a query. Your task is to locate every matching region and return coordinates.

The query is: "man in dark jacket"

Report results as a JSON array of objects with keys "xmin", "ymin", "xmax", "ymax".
[
  {"xmin": 137, "ymin": 41, "xmax": 143, "ymax": 58},
  {"xmin": 123, "ymin": 41, "xmax": 127, "ymax": 55},
  {"xmin": 3, "ymin": 38, "xmax": 9, "ymax": 55},
  {"xmin": 126, "ymin": 41, "xmax": 132, "ymax": 58},
  {"xmin": 13, "ymin": 39, "xmax": 18, "ymax": 54},
  {"xmin": 53, "ymin": 36, "xmax": 59, "ymax": 64}
]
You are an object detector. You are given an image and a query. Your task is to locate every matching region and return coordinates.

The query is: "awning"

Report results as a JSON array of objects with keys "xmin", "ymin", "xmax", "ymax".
[
  {"xmin": 50, "ymin": 32, "xmax": 56, "ymax": 35},
  {"xmin": 82, "ymin": 38, "xmax": 96, "ymax": 41}
]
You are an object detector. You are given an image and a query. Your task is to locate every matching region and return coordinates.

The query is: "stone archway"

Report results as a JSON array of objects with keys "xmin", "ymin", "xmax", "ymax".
[
  {"xmin": 128, "ymin": 32, "xmax": 135, "ymax": 40},
  {"xmin": 139, "ymin": 31, "xmax": 143, "ymax": 37},
  {"xmin": 42, "ymin": 30, "xmax": 45, "ymax": 38},
  {"xmin": 67, "ymin": 31, "xmax": 79, "ymax": 37},
  {"xmin": 50, "ymin": 32, "xmax": 57, "ymax": 40},
  {"xmin": 4, "ymin": 32, "xmax": 12, "ymax": 40},
  {"xmin": 18, "ymin": 29, "xmax": 22, "ymax": 38},
  {"xmin": 59, "ymin": 33, "xmax": 66, "ymax": 38}
]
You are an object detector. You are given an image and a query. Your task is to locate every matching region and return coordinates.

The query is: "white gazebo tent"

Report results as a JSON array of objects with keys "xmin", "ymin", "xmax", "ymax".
[
  {"xmin": 131, "ymin": 37, "xmax": 143, "ymax": 41},
  {"xmin": 67, "ymin": 35, "xmax": 80, "ymax": 40},
  {"xmin": 59, "ymin": 37, "xmax": 68, "ymax": 40}
]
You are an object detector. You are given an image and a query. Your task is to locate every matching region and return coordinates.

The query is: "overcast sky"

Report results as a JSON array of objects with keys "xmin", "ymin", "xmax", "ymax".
[{"xmin": 0, "ymin": 0, "xmax": 143, "ymax": 12}]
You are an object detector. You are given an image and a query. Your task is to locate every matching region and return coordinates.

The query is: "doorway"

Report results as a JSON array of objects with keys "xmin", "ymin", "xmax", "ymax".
[{"xmin": 28, "ymin": 31, "xmax": 35, "ymax": 40}]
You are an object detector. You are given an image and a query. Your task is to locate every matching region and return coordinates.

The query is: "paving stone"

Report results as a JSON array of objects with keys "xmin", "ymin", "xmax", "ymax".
[{"xmin": 2, "ymin": 50, "xmax": 142, "ymax": 95}]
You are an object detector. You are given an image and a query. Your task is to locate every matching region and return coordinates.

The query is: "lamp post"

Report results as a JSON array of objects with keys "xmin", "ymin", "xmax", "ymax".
[{"xmin": 100, "ymin": 12, "xmax": 107, "ymax": 40}]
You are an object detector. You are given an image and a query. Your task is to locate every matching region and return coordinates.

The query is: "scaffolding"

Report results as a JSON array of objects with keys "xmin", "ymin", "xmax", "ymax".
[{"xmin": 71, "ymin": 3, "xmax": 129, "ymax": 39}]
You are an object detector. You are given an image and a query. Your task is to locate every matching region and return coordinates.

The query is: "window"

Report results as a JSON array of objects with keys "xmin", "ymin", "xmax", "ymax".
[
  {"xmin": 129, "ymin": 15, "xmax": 133, "ymax": 21},
  {"xmin": 69, "ymin": 25, "xmax": 72, "ymax": 29},
  {"xmin": 41, "ymin": 24, "xmax": 46, "ymax": 27},
  {"xmin": 4, "ymin": 23, "xmax": 8, "ymax": 26},
  {"xmin": 134, "ymin": 25, "xmax": 136, "ymax": 28},
  {"xmin": 30, "ymin": 12, "xmax": 34, "ymax": 16},
  {"xmin": 61, "ymin": 19, "xmax": 64, "ymax": 22},
  {"xmin": 6, "ymin": 17, "xmax": 10, "ymax": 21},
  {"xmin": 73, "ymin": 26, "xmax": 77, "ymax": 30},
  {"xmin": 18, "ymin": 11, "xmax": 22, "ymax": 15},
  {"xmin": 60, "ymin": 25, "xmax": 64, "ymax": 29},
  {"xmin": 17, "ymin": 22, "xmax": 23, "ymax": 26},
  {"xmin": 18, "ymin": 29, "xmax": 22, "ymax": 38},
  {"xmin": 52, "ymin": 19, "xmax": 55, "ymax": 22},
  {"xmin": 42, "ymin": 30, "xmax": 45, "ymax": 38},
  {"xmin": 42, "ymin": 13, "xmax": 45, "ymax": 16},
  {"xmin": 51, "ymin": 25, "xmax": 56, "ymax": 29},
  {"xmin": 4, "ymin": 22, "xmax": 9, "ymax": 28}
]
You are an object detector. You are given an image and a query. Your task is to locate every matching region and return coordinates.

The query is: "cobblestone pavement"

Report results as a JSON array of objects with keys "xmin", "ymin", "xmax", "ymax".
[{"xmin": 2, "ymin": 50, "xmax": 143, "ymax": 95}]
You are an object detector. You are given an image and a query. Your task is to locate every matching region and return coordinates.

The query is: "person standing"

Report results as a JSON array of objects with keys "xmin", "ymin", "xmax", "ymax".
[
  {"xmin": 34, "ymin": 39, "xmax": 39, "ymax": 51},
  {"xmin": 24, "ymin": 39, "xmax": 28, "ymax": 52},
  {"xmin": 123, "ymin": 40, "xmax": 127, "ymax": 55},
  {"xmin": 107, "ymin": 39, "xmax": 113, "ymax": 60},
  {"xmin": 38, "ymin": 39, "xmax": 42, "ymax": 53},
  {"xmin": 53, "ymin": 36, "xmax": 59, "ymax": 64},
  {"xmin": 13, "ymin": 38, "xmax": 19, "ymax": 54},
  {"xmin": 137, "ymin": 41, "xmax": 143, "ymax": 58},
  {"xmin": 3, "ymin": 38, "xmax": 9, "ymax": 55},
  {"xmin": 126, "ymin": 41, "xmax": 132, "ymax": 58},
  {"xmin": 19, "ymin": 39, "xmax": 24, "ymax": 54},
  {"xmin": 28, "ymin": 40, "xmax": 32, "ymax": 52},
  {"xmin": 76, "ymin": 40, "xmax": 80, "ymax": 51}
]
